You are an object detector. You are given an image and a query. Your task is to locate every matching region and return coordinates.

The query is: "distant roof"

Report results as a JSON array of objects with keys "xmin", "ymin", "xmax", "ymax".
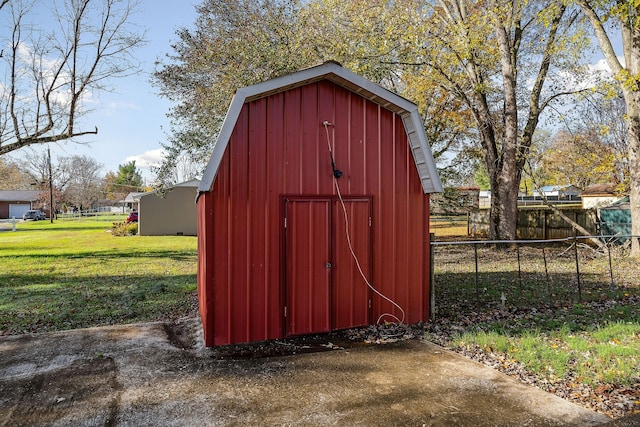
[
  {"xmin": 123, "ymin": 192, "xmax": 145, "ymax": 203},
  {"xmin": 0, "ymin": 190, "xmax": 40, "ymax": 202},
  {"xmin": 539, "ymin": 185, "xmax": 580, "ymax": 192},
  {"xmin": 198, "ymin": 61, "xmax": 442, "ymax": 195},
  {"xmin": 581, "ymin": 184, "xmax": 617, "ymax": 196},
  {"xmin": 173, "ymin": 179, "xmax": 200, "ymax": 188}
]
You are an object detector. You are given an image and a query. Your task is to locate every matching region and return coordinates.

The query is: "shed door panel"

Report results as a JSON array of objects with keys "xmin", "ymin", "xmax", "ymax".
[
  {"xmin": 285, "ymin": 198, "xmax": 371, "ymax": 337},
  {"xmin": 285, "ymin": 200, "xmax": 331, "ymax": 336},
  {"xmin": 332, "ymin": 199, "xmax": 371, "ymax": 329}
]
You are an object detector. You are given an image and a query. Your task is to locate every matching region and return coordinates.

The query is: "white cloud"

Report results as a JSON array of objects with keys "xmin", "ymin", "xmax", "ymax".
[
  {"xmin": 590, "ymin": 58, "xmax": 612, "ymax": 74},
  {"xmin": 553, "ymin": 56, "xmax": 624, "ymax": 93},
  {"xmin": 125, "ymin": 148, "xmax": 165, "ymax": 169}
]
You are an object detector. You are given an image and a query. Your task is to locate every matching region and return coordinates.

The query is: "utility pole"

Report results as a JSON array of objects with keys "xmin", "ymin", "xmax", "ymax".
[{"xmin": 48, "ymin": 147, "xmax": 54, "ymax": 223}]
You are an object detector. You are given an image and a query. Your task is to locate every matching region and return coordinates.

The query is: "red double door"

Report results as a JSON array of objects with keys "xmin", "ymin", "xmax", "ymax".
[{"xmin": 284, "ymin": 197, "xmax": 372, "ymax": 336}]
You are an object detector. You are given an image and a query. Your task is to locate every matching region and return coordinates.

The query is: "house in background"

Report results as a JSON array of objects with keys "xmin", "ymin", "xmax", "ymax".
[
  {"xmin": 121, "ymin": 192, "xmax": 145, "ymax": 212},
  {"xmin": 0, "ymin": 190, "xmax": 40, "ymax": 219},
  {"xmin": 196, "ymin": 62, "xmax": 442, "ymax": 347},
  {"xmin": 138, "ymin": 179, "xmax": 199, "ymax": 236},
  {"xmin": 479, "ymin": 190, "xmax": 492, "ymax": 209},
  {"xmin": 581, "ymin": 184, "xmax": 620, "ymax": 209},
  {"xmin": 532, "ymin": 185, "xmax": 581, "ymax": 201}
]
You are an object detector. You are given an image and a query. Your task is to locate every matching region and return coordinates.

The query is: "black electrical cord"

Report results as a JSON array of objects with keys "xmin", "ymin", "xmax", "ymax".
[{"xmin": 330, "ymin": 152, "xmax": 343, "ymax": 179}]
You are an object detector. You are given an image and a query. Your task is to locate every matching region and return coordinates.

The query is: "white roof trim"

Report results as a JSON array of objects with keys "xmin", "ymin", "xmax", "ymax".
[{"xmin": 198, "ymin": 62, "xmax": 443, "ymax": 195}]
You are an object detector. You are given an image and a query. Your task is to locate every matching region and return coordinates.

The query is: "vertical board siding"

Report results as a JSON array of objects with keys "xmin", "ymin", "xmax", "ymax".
[
  {"xmin": 265, "ymin": 92, "xmax": 285, "ymax": 337},
  {"xmin": 285, "ymin": 200, "xmax": 331, "ymax": 335},
  {"xmin": 332, "ymin": 199, "xmax": 371, "ymax": 330},
  {"xmin": 248, "ymin": 97, "xmax": 268, "ymax": 341},
  {"xmin": 230, "ymin": 106, "xmax": 249, "ymax": 342},
  {"xmin": 197, "ymin": 190, "xmax": 215, "ymax": 345},
  {"xmin": 198, "ymin": 80, "xmax": 430, "ymax": 346}
]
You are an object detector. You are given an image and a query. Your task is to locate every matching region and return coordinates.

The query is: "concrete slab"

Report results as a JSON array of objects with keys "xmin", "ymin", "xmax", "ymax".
[{"xmin": 0, "ymin": 321, "xmax": 612, "ymax": 426}]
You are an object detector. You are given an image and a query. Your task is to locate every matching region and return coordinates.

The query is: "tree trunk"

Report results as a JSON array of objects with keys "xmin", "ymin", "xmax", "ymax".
[
  {"xmin": 495, "ymin": 171, "xmax": 519, "ymax": 240},
  {"xmin": 627, "ymin": 90, "xmax": 640, "ymax": 255}
]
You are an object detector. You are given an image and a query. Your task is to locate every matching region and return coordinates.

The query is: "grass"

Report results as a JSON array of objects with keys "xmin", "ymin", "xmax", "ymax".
[
  {"xmin": 0, "ymin": 218, "xmax": 197, "ymax": 335},
  {"xmin": 453, "ymin": 319, "xmax": 640, "ymax": 387},
  {"xmin": 430, "ymin": 215, "xmax": 469, "ymax": 237}
]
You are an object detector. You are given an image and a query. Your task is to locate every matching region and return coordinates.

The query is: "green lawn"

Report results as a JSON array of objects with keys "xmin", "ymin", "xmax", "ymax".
[
  {"xmin": 450, "ymin": 314, "xmax": 640, "ymax": 387},
  {"xmin": 0, "ymin": 218, "xmax": 197, "ymax": 335}
]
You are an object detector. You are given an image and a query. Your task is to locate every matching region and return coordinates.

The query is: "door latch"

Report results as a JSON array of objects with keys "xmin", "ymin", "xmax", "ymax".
[{"xmin": 326, "ymin": 262, "xmax": 334, "ymax": 268}]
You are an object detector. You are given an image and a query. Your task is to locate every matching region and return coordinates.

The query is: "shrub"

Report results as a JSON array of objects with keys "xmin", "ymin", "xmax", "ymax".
[{"xmin": 112, "ymin": 221, "xmax": 138, "ymax": 236}]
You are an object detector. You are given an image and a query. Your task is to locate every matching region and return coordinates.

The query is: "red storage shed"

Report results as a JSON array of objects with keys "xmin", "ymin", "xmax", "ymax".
[{"xmin": 196, "ymin": 62, "xmax": 443, "ymax": 347}]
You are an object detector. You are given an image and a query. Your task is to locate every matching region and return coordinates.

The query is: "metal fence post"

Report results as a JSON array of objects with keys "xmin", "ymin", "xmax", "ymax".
[
  {"xmin": 607, "ymin": 242, "xmax": 616, "ymax": 298},
  {"xmin": 474, "ymin": 243, "xmax": 479, "ymax": 304},
  {"xmin": 573, "ymin": 234, "xmax": 582, "ymax": 302},
  {"xmin": 516, "ymin": 244, "xmax": 523, "ymax": 299},
  {"xmin": 542, "ymin": 246, "xmax": 552, "ymax": 304},
  {"xmin": 430, "ymin": 234, "xmax": 436, "ymax": 321}
]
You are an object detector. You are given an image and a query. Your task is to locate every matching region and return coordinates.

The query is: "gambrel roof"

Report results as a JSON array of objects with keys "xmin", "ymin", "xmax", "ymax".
[{"xmin": 198, "ymin": 61, "xmax": 443, "ymax": 195}]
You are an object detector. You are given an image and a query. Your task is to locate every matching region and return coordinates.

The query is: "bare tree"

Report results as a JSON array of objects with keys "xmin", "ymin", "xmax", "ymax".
[
  {"xmin": 18, "ymin": 149, "xmax": 50, "ymax": 185},
  {"xmin": 0, "ymin": 157, "xmax": 32, "ymax": 189},
  {"xmin": 59, "ymin": 155, "xmax": 104, "ymax": 209},
  {"xmin": 0, "ymin": 0, "xmax": 144, "ymax": 156}
]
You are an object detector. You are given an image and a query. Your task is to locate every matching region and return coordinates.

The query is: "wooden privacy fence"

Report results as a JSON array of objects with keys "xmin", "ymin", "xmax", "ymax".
[
  {"xmin": 469, "ymin": 208, "xmax": 597, "ymax": 239},
  {"xmin": 429, "ymin": 235, "xmax": 639, "ymax": 319}
]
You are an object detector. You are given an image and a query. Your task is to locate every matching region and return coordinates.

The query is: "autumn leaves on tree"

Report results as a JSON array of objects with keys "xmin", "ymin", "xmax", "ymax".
[{"xmin": 154, "ymin": 0, "xmax": 638, "ymax": 248}]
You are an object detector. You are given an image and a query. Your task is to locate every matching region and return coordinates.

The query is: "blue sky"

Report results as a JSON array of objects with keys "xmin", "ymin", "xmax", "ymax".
[{"xmin": 11, "ymin": 0, "xmax": 199, "ymax": 183}]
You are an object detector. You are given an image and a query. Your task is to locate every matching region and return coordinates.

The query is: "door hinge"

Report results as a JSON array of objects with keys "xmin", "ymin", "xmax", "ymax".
[
  {"xmin": 369, "ymin": 299, "xmax": 372, "ymax": 309},
  {"xmin": 284, "ymin": 306, "xmax": 287, "ymax": 317},
  {"xmin": 284, "ymin": 217, "xmax": 287, "ymax": 228},
  {"xmin": 369, "ymin": 216, "xmax": 372, "ymax": 227}
]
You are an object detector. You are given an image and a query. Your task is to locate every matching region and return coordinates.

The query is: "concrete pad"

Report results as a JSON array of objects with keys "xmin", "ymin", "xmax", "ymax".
[{"xmin": 0, "ymin": 321, "xmax": 612, "ymax": 426}]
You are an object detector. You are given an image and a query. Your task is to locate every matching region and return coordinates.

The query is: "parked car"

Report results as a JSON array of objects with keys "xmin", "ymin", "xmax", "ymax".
[
  {"xmin": 126, "ymin": 211, "xmax": 138, "ymax": 223},
  {"xmin": 23, "ymin": 210, "xmax": 46, "ymax": 221}
]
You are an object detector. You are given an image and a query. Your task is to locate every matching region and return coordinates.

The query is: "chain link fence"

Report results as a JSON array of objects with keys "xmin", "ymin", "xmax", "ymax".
[{"xmin": 430, "ymin": 235, "xmax": 640, "ymax": 318}]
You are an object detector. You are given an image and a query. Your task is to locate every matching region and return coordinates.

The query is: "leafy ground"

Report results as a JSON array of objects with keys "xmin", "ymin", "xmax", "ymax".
[
  {"xmin": 429, "ymin": 224, "xmax": 640, "ymax": 419},
  {"xmin": 0, "ymin": 218, "xmax": 198, "ymax": 335}
]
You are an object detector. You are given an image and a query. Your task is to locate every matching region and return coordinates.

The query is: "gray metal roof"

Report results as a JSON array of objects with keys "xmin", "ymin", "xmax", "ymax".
[
  {"xmin": 0, "ymin": 190, "xmax": 40, "ymax": 202},
  {"xmin": 139, "ymin": 179, "xmax": 200, "ymax": 199},
  {"xmin": 198, "ymin": 62, "xmax": 443, "ymax": 195},
  {"xmin": 123, "ymin": 192, "xmax": 145, "ymax": 203},
  {"xmin": 173, "ymin": 179, "xmax": 200, "ymax": 188}
]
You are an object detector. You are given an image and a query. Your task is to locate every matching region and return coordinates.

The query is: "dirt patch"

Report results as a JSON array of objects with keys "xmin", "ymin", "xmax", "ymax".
[{"xmin": 0, "ymin": 357, "xmax": 120, "ymax": 426}]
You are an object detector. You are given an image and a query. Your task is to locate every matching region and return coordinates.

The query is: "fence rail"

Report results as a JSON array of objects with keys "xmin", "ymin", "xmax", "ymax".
[
  {"xmin": 430, "ymin": 234, "xmax": 640, "ymax": 319},
  {"xmin": 58, "ymin": 210, "xmax": 127, "ymax": 222}
]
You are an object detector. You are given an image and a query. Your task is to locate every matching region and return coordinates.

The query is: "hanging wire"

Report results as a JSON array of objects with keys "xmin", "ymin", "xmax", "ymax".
[{"xmin": 323, "ymin": 121, "xmax": 405, "ymax": 324}]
